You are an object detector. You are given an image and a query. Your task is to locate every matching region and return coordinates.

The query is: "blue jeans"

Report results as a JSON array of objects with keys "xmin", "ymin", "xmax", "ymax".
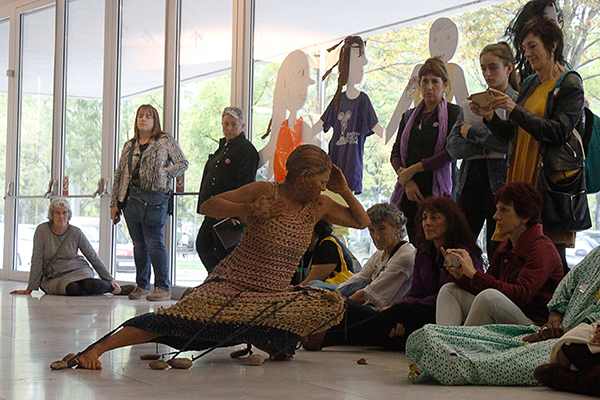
[
  {"xmin": 338, "ymin": 280, "xmax": 370, "ymax": 298},
  {"xmin": 123, "ymin": 187, "xmax": 170, "ymax": 291}
]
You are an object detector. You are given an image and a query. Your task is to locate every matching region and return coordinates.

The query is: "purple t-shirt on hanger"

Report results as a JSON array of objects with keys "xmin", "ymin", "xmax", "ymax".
[{"xmin": 321, "ymin": 91, "xmax": 378, "ymax": 194}]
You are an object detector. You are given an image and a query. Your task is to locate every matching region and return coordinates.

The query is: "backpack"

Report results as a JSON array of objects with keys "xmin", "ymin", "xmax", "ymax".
[
  {"xmin": 582, "ymin": 107, "xmax": 600, "ymax": 193},
  {"xmin": 551, "ymin": 70, "xmax": 600, "ymax": 194}
]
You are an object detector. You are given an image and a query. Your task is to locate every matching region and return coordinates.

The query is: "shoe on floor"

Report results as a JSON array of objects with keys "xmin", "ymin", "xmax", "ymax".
[
  {"xmin": 146, "ymin": 287, "xmax": 172, "ymax": 301},
  {"xmin": 128, "ymin": 286, "xmax": 150, "ymax": 300},
  {"xmin": 117, "ymin": 284, "xmax": 136, "ymax": 296}
]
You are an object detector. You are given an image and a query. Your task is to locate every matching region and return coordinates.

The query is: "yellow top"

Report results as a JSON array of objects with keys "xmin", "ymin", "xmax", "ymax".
[{"xmin": 492, "ymin": 78, "xmax": 574, "ymax": 245}]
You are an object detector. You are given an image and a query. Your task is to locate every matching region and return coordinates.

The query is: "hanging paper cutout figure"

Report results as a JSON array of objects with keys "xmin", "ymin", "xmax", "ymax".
[
  {"xmin": 259, "ymin": 50, "xmax": 319, "ymax": 181},
  {"xmin": 312, "ymin": 36, "xmax": 383, "ymax": 194},
  {"xmin": 385, "ymin": 17, "xmax": 469, "ymax": 143}
]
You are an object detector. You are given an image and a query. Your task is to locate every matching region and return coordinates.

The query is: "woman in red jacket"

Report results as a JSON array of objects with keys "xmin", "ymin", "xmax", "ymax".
[{"xmin": 436, "ymin": 182, "xmax": 564, "ymax": 326}]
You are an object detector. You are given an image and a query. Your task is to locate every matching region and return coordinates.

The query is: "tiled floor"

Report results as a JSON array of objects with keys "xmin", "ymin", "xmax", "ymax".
[{"xmin": 0, "ymin": 280, "xmax": 582, "ymax": 400}]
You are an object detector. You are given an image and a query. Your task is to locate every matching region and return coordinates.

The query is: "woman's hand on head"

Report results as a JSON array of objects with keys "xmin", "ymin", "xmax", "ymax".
[
  {"xmin": 10, "ymin": 289, "xmax": 33, "ymax": 295},
  {"xmin": 404, "ymin": 180, "xmax": 424, "ymax": 202},
  {"xmin": 443, "ymin": 248, "xmax": 476, "ymax": 279},
  {"xmin": 326, "ymin": 165, "xmax": 349, "ymax": 194},
  {"xmin": 245, "ymin": 195, "xmax": 286, "ymax": 219}
]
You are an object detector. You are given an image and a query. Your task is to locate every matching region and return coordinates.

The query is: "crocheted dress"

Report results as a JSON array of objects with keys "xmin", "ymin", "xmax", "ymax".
[{"xmin": 124, "ymin": 183, "xmax": 345, "ymax": 355}]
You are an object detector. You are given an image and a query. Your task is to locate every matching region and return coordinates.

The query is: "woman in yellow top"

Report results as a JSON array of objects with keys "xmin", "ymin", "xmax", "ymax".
[{"xmin": 470, "ymin": 16, "xmax": 585, "ymax": 272}]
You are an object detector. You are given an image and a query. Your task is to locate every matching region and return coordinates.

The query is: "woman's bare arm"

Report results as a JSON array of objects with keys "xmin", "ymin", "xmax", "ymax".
[
  {"xmin": 200, "ymin": 181, "xmax": 285, "ymax": 220},
  {"xmin": 316, "ymin": 166, "xmax": 370, "ymax": 229}
]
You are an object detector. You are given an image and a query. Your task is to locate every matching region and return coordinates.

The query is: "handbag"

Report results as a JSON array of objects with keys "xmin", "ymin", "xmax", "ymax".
[
  {"xmin": 42, "ymin": 225, "xmax": 72, "ymax": 279},
  {"xmin": 536, "ymin": 130, "xmax": 592, "ymax": 232},
  {"xmin": 212, "ymin": 217, "xmax": 245, "ymax": 249}
]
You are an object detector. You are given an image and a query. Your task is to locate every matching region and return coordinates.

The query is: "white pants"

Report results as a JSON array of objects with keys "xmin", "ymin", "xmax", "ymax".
[{"xmin": 436, "ymin": 283, "xmax": 532, "ymax": 326}]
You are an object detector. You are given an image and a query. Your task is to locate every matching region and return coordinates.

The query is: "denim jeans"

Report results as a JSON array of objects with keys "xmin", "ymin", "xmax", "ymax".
[{"xmin": 123, "ymin": 187, "xmax": 170, "ymax": 291}]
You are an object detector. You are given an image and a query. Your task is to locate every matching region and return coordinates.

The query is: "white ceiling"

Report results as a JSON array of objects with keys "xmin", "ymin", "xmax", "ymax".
[{"xmin": 0, "ymin": 0, "xmax": 504, "ymax": 98}]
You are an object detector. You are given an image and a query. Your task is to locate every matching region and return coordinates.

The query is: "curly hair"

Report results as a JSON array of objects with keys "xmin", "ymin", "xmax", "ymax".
[
  {"xmin": 47, "ymin": 198, "xmax": 73, "ymax": 224},
  {"xmin": 413, "ymin": 197, "xmax": 481, "ymax": 258},
  {"xmin": 367, "ymin": 203, "xmax": 407, "ymax": 238},
  {"xmin": 494, "ymin": 182, "xmax": 542, "ymax": 228}
]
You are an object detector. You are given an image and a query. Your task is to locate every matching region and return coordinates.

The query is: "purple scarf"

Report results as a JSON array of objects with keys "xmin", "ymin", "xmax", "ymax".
[{"xmin": 390, "ymin": 98, "xmax": 452, "ymax": 207}]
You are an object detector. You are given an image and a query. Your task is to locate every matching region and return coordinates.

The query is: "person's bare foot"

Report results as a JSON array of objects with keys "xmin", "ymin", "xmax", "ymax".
[{"xmin": 70, "ymin": 348, "xmax": 103, "ymax": 370}]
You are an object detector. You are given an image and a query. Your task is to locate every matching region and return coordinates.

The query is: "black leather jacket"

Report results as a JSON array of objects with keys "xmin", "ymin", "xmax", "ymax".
[{"xmin": 485, "ymin": 71, "xmax": 585, "ymax": 173}]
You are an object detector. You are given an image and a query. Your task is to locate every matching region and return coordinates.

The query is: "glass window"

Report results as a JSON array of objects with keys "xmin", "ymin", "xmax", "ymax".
[
  {"xmin": 115, "ymin": 0, "xmax": 166, "ymax": 282},
  {"xmin": 0, "ymin": 18, "xmax": 9, "ymax": 267},
  {"xmin": 64, "ymin": 0, "xmax": 105, "ymax": 217},
  {"xmin": 174, "ymin": 0, "xmax": 233, "ymax": 287},
  {"xmin": 16, "ymin": 5, "xmax": 55, "ymax": 272}
]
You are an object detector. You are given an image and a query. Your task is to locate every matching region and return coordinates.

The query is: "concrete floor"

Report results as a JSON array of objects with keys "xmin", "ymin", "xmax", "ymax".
[{"xmin": 0, "ymin": 280, "xmax": 582, "ymax": 400}]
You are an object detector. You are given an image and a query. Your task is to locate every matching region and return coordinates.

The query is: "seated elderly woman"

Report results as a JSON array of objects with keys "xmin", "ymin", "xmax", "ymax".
[
  {"xmin": 437, "ymin": 183, "xmax": 564, "ymax": 327},
  {"xmin": 297, "ymin": 220, "xmax": 356, "ymax": 286},
  {"xmin": 333, "ymin": 203, "xmax": 415, "ymax": 308},
  {"xmin": 57, "ymin": 145, "xmax": 370, "ymax": 369},
  {"xmin": 10, "ymin": 199, "xmax": 133, "ymax": 296},
  {"xmin": 405, "ymin": 244, "xmax": 600, "ymax": 387},
  {"xmin": 305, "ymin": 197, "xmax": 482, "ymax": 351}
]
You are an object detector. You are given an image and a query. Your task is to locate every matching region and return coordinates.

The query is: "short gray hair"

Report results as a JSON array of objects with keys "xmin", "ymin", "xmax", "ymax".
[
  {"xmin": 367, "ymin": 203, "xmax": 407, "ymax": 238},
  {"xmin": 222, "ymin": 106, "xmax": 244, "ymax": 123},
  {"xmin": 47, "ymin": 198, "xmax": 73, "ymax": 223}
]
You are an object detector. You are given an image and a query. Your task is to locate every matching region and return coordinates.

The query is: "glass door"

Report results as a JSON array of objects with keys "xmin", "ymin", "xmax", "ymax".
[{"xmin": 12, "ymin": 4, "xmax": 56, "ymax": 274}]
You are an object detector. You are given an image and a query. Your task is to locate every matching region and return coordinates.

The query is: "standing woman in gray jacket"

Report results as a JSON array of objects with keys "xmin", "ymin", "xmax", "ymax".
[
  {"xmin": 111, "ymin": 104, "xmax": 188, "ymax": 301},
  {"xmin": 446, "ymin": 42, "xmax": 519, "ymax": 258}
]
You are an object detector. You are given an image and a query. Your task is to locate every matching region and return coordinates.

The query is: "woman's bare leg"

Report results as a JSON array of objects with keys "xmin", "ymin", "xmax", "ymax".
[{"xmin": 76, "ymin": 327, "xmax": 161, "ymax": 370}]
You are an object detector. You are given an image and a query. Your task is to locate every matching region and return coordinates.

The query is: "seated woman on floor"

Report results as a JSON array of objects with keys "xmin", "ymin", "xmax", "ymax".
[
  {"xmin": 296, "ymin": 220, "xmax": 357, "ymax": 286},
  {"xmin": 331, "ymin": 203, "xmax": 415, "ymax": 308},
  {"xmin": 304, "ymin": 197, "xmax": 483, "ymax": 351},
  {"xmin": 61, "ymin": 144, "xmax": 370, "ymax": 369},
  {"xmin": 406, "ymin": 245, "xmax": 600, "ymax": 387},
  {"xmin": 10, "ymin": 199, "xmax": 134, "ymax": 297},
  {"xmin": 437, "ymin": 182, "xmax": 564, "ymax": 326}
]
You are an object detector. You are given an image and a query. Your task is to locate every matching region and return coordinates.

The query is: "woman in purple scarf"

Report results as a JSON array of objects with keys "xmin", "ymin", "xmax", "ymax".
[{"xmin": 390, "ymin": 57, "xmax": 462, "ymax": 242}]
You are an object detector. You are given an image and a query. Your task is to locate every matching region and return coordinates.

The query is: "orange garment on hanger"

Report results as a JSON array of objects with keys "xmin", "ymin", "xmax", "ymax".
[{"xmin": 273, "ymin": 117, "xmax": 303, "ymax": 182}]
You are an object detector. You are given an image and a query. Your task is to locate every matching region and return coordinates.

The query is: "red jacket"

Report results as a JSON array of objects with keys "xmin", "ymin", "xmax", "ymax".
[{"xmin": 466, "ymin": 224, "xmax": 564, "ymax": 324}]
